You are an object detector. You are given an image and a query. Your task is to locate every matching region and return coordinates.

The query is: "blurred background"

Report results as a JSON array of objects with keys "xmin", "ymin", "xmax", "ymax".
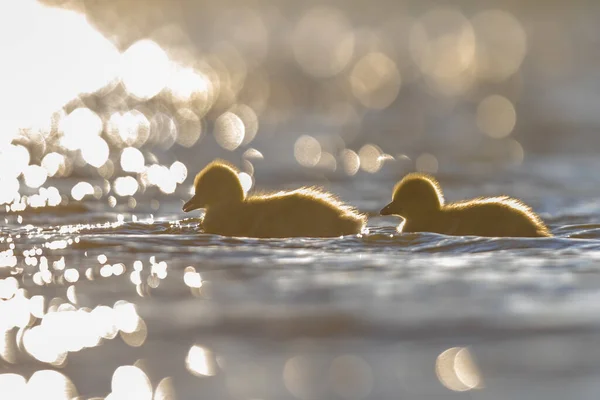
[
  {"xmin": 2, "ymin": 0, "xmax": 599, "ymax": 211},
  {"xmin": 4, "ymin": 1, "xmax": 600, "ymax": 399}
]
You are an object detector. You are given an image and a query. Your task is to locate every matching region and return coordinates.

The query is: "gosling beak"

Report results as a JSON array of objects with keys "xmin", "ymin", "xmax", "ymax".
[
  {"xmin": 380, "ymin": 202, "xmax": 396, "ymax": 216},
  {"xmin": 182, "ymin": 195, "xmax": 202, "ymax": 212}
]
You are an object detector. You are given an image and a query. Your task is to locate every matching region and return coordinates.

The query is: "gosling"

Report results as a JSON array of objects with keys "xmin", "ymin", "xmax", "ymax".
[
  {"xmin": 182, "ymin": 160, "xmax": 366, "ymax": 238},
  {"xmin": 380, "ymin": 173, "xmax": 551, "ymax": 238}
]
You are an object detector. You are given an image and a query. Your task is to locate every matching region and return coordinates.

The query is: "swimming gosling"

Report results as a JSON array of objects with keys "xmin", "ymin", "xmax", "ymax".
[
  {"xmin": 380, "ymin": 173, "xmax": 551, "ymax": 238},
  {"xmin": 182, "ymin": 160, "xmax": 366, "ymax": 238}
]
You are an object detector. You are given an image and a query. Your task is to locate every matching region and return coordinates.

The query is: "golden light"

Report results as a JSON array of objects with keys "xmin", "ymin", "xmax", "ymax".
[
  {"xmin": 41, "ymin": 269, "xmax": 53, "ymax": 285},
  {"xmin": 60, "ymin": 108, "xmax": 103, "ymax": 151},
  {"xmin": 186, "ymin": 345, "xmax": 217, "ymax": 377},
  {"xmin": 243, "ymin": 148, "xmax": 264, "ymax": 160},
  {"xmin": 233, "ymin": 104, "xmax": 259, "ymax": 145},
  {"xmin": 350, "ymin": 53, "xmax": 402, "ymax": 110},
  {"xmin": 131, "ymin": 260, "xmax": 142, "ymax": 271},
  {"xmin": 0, "ymin": 144, "xmax": 30, "ymax": 179},
  {"xmin": 0, "ymin": 177, "xmax": 20, "ymax": 205},
  {"xmin": 151, "ymin": 261, "xmax": 168, "ymax": 279},
  {"xmin": 0, "ymin": 249, "xmax": 18, "ymax": 268},
  {"xmin": 169, "ymin": 161, "xmax": 187, "ymax": 184},
  {"xmin": 317, "ymin": 151, "xmax": 337, "ymax": 171},
  {"xmin": 110, "ymin": 365, "xmax": 153, "ymax": 400},
  {"xmin": 64, "ymin": 268, "xmax": 80, "ymax": 283},
  {"xmin": 66, "ymin": 285, "xmax": 78, "ymax": 304},
  {"xmin": 435, "ymin": 347, "xmax": 483, "ymax": 391},
  {"xmin": 454, "ymin": 347, "xmax": 483, "ymax": 389},
  {"xmin": 341, "ymin": 149, "xmax": 360, "ymax": 176},
  {"xmin": 184, "ymin": 267, "xmax": 203, "ymax": 288},
  {"xmin": 436, "ymin": 347, "xmax": 465, "ymax": 391},
  {"xmin": 101, "ymin": 265, "xmax": 113, "ymax": 278},
  {"xmin": 120, "ymin": 318, "xmax": 147, "ymax": 348},
  {"xmin": 293, "ymin": 6, "xmax": 355, "ymax": 78},
  {"xmin": 416, "ymin": 153, "xmax": 438, "ymax": 173},
  {"xmin": 242, "ymin": 160, "xmax": 254, "ymax": 178},
  {"xmin": 99, "ymin": 160, "xmax": 115, "ymax": 180},
  {"xmin": 238, "ymin": 172, "xmax": 254, "ymax": 195},
  {"xmin": 471, "ymin": 10, "xmax": 527, "ymax": 82},
  {"xmin": 130, "ymin": 271, "xmax": 142, "ymax": 285},
  {"xmin": 167, "ymin": 66, "xmax": 210, "ymax": 103},
  {"xmin": 81, "ymin": 136, "xmax": 110, "ymax": 168},
  {"xmin": 22, "ymin": 325, "xmax": 67, "ymax": 365},
  {"xmin": 175, "ymin": 108, "xmax": 202, "ymax": 148},
  {"xmin": 107, "ymin": 111, "xmax": 151, "ymax": 148},
  {"xmin": 41, "ymin": 152, "xmax": 66, "ymax": 177},
  {"xmin": 0, "ymin": 374, "xmax": 26, "ymax": 399},
  {"xmin": 0, "ymin": 1, "xmax": 119, "ymax": 145},
  {"xmin": 0, "ymin": 328, "xmax": 17, "ymax": 363},
  {"xmin": 294, "ymin": 135, "xmax": 322, "ymax": 167},
  {"xmin": 154, "ymin": 377, "xmax": 176, "ymax": 400},
  {"xmin": 214, "ymin": 111, "xmax": 245, "ymax": 151},
  {"xmin": 29, "ymin": 295, "xmax": 45, "ymax": 318},
  {"xmin": 4, "ymin": 290, "xmax": 32, "ymax": 330},
  {"xmin": 26, "ymin": 185, "xmax": 51, "ymax": 206},
  {"xmin": 32, "ymin": 272, "xmax": 44, "ymax": 286},
  {"xmin": 26, "ymin": 370, "xmax": 78, "ymax": 400},
  {"xmin": 358, "ymin": 144, "xmax": 383, "ymax": 173},
  {"xmin": 90, "ymin": 305, "xmax": 118, "ymax": 340},
  {"xmin": 23, "ymin": 165, "xmax": 48, "ymax": 189},
  {"xmin": 114, "ymin": 177, "xmax": 139, "ymax": 197},
  {"xmin": 147, "ymin": 275, "xmax": 160, "ymax": 289},
  {"xmin": 0, "ymin": 277, "xmax": 18, "ymax": 299},
  {"xmin": 113, "ymin": 300, "xmax": 141, "ymax": 334},
  {"xmin": 121, "ymin": 39, "xmax": 171, "ymax": 100},
  {"xmin": 71, "ymin": 181, "xmax": 94, "ymax": 201},
  {"xmin": 40, "ymin": 307, "xmax": 101, "ymax": 353},
  {"xmin": 120, "ymin": 147, "xmax": 145, "ymax": 173},
  {"xmin": 150, "ymin": 113, "xmax": 178, "ymax": 149},
  {"xmin": 476, "ymin": 95, "xmax": 517, "ymax": 138},
  {"xmin": 145, "ymin": 165, "xmax": 177, "ymax": 194},
  {"xmin": 50, "ymin": 257, "xmax": 65, "ymax": 271}
]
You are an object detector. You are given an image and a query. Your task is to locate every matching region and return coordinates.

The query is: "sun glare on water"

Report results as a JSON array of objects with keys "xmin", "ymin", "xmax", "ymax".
[
  {"xmin": 0, "ymin": 0, "xmax": 119, "ymax": 143},
  {"xmin": 0, "ymin": 0, "xmax": 542, "ymax": 398}
]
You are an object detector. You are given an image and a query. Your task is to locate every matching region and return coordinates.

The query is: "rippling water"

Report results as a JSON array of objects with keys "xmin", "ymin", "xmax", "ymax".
[
  {"xmin": 2, "ymin": 155, "xmax": 600, "ymax": 399},
  {"xmin": 3, "ymin": 0, "xmax": 600, "ymax": 398}
]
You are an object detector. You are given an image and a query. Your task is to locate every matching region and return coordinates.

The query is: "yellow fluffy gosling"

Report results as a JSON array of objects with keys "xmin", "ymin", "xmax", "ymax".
[
  {"xmin": 183, "ymin": 160, "xmax": 366, "ymax": 238},
  {"xmin": 380, "ymin": 173, "xmax": 551, "ymax": 238}
]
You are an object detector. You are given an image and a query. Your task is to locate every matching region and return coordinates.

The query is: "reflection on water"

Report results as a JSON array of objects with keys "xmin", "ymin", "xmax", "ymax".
[
  {"xmin": 0, "ymin": 0, "xmax": 548, "ymax": 221},
  {"xmin": 186, "ymin": 345, "xmax": 217, "ymax": 377},
  {"xmin": 435, "ymin": 347, "xmax": 483, "ymax": 392},
  {"xmin": 108, "ymin": 365, "xmax": 153, "ymax": 400},
  {"xmin": 1, "ymin": 0, "xmax": 600, "ymax": 398},
  {"xmin": 1, "ymin": 201, "xmax": 600, "ymax": 398}
]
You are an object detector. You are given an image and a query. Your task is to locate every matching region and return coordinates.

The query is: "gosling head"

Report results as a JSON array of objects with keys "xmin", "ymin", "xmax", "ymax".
[
  {"xmin": 380, "ymin": 173, "xmax": 444, "ymax": 218},
  {"xmin": 182, "ymin": 160, "xmax": 245, "ymax": 212}
]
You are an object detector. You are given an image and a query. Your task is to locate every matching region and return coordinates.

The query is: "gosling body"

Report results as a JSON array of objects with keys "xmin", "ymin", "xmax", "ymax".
[
  {"xmin": 380, "ymin": 173, "xmax": 551, "ymax": 238},
  {"xmin": 183, "ymin": 160, "xmax": 365, "ymax": 238}
]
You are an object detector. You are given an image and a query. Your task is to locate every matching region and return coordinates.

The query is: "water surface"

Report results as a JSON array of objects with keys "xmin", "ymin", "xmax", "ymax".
[{"xmin": 3, "ymin": 155, "xmax": 600, "ymax": 399}]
